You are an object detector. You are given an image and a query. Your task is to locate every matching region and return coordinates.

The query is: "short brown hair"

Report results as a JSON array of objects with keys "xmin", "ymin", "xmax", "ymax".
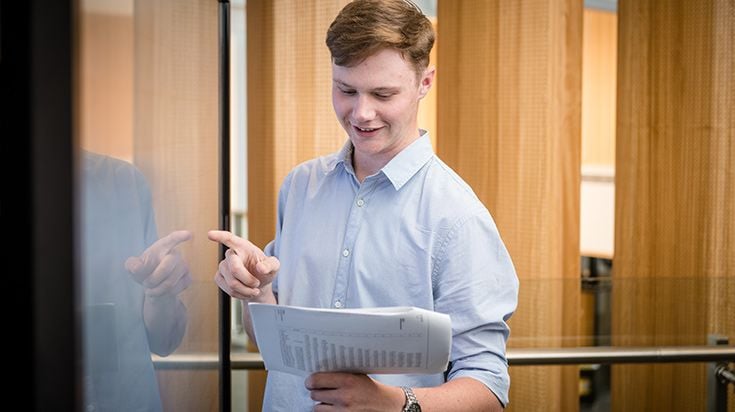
[{"xmin": 326, "ymin": 0, "xmax": 435, "ymax": 76}]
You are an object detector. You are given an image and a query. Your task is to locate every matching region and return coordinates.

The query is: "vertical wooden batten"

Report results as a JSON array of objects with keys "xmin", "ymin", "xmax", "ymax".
[
  {"xmin": 437, "ymin": 1, "xmax": 583, "ymax": 411},
  {"xmin": 613, "ymin": 0, "xmax": 735, "ymax": 410},
  {"xmin": 134, "ymin": 0, "xmax": 220, "ymax": 410}
]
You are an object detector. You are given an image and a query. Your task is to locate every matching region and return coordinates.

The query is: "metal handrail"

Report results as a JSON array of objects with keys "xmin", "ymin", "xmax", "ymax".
[
  {"xmin": 508, "ymin": 346, "xmax": 735, "ymax": 365},
  {"xmin": 152, "ymin": 345, "xmax": 735, "ymax": 370}
]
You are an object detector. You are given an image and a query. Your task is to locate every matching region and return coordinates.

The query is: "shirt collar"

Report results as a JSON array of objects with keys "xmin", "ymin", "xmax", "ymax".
[
  {"xmin": 320, "ymin": 130, "xmax": 435, "ymax": 190},
  {"xmin": 382, "ymin": 130, "xmax": 434, "ymax": 190},
  {"xmin": 320, "ymin": 139, "xmax": 354, "ymax": 175}
]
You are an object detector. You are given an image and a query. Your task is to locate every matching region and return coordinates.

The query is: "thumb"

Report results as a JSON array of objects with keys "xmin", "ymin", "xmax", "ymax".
[{"xmin": 124, "ymin": 256, "xmax": 146, "ymax": 283}]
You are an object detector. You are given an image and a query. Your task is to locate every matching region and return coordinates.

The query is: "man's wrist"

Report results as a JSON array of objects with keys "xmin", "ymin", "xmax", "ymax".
[{"xmin": 400, "ymin": 386, "xmax": 421, "ymax": 412}]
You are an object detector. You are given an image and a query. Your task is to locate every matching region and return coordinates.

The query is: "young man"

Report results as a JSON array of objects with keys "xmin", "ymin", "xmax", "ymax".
[{"xmin": 209, "ymin": 0, "xmax": 519, "ymax": 410}]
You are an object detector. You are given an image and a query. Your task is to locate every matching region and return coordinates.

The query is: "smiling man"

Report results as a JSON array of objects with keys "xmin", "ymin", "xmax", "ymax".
[{"xmin": 209, "ymin": 1, "xmax": 519, "ymax": 411}]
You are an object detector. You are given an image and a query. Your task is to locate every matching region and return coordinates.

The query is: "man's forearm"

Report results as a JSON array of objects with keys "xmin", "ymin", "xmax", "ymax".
[
  {"xmin": 241, "ymin": 284, "xmax": 277, "ymax": 346},
  {"xmin": 412, "ymin": 377, "xmax": 503, "ymax": 412},
  {"xmin": 144, "ymin": 294, "xmax": 187, "ymax": 356}
]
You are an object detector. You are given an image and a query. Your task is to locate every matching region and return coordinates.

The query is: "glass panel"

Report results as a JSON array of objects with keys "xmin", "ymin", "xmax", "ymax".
[
  {"xmin": 507, "ymin": 268, "xmax": 734, "ymax": 412},
  {"xmin": 229, "ymin": 0, "xmax": 251, "ymax": 410},
  {"xmin": 76, "ymin": 0, "xmax": 220, "ymax": 411},
  {"xmin": 507, "ymin": 266, "xmax": 735, "ymax": 347}
]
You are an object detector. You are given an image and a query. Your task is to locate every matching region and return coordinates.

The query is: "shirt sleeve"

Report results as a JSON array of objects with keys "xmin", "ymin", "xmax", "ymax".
[
  {"xmin": 133, "ymin": 168, "xmax": 159, "ymax": 248},
  {"xmin": 265, "ymin": 169, "xmax": 296, "ymax": 296},
  {"xmin": 432, "ymin": 206, "xmax": 519, "ymax": 407}
]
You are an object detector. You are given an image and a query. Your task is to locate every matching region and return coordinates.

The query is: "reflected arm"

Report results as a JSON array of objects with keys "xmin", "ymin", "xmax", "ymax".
[{"xmin": 144, "ymin": 294, "xmax": 188, "ymax": 356}]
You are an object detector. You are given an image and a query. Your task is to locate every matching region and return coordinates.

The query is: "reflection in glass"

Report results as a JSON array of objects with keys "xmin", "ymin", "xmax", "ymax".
[{"xmin": 80, "ymin": 151, "xmax": 192, "ymax": 411}]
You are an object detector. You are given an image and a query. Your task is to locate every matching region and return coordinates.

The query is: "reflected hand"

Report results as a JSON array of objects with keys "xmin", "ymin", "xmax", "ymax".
[
  {"xmin": 207, "ymin": 230, "xmax": 280, "ymax": 300},
  {"xmin": 125, "ymin": 230, "xmax": 193, "ymax": 298},
  {"xmin": 305, "ymin": 372, "xmax": 405, "ymax": 411}
]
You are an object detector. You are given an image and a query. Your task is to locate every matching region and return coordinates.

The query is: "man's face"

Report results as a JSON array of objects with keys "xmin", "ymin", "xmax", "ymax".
[{"xmin": 332, "ymin": 48, "xmax": 433, "ymax": 170}]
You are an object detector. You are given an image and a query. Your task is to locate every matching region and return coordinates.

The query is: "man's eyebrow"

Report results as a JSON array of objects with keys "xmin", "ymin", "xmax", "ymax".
[
  {"xmin": 333, "ymin": 80, "xmax": 399, "ymax": 93},
  {"xmin": 333, "ymin": 80, "xmax": 352, "ymax": 88},
  {"xmin": 372, "ymin": 86, "xmax": 400, "ymax": 93}
]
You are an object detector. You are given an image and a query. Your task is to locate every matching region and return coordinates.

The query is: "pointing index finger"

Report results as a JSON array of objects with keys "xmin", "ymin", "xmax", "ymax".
[
  {"xmin": 208, "ymin": 230, "xmax": 247, "ymax": 252},
  {"xmin": 150, "ymin": 230, "xmax": 193, "ymax": 256},
  {"xmin": 126, "ymin": 230, "xmax": 192, "ymax": 280}
]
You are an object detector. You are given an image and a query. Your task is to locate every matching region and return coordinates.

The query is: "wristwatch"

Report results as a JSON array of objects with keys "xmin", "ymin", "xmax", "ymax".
[{"xmin": 400, "ymin": 386, "xmax": 421, "ymax": 412}]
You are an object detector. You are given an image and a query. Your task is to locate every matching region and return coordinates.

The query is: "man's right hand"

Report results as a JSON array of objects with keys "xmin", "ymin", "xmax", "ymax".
[{"xmin": 207, "ymin": 230, "xmax": 280, "ymax": 300}]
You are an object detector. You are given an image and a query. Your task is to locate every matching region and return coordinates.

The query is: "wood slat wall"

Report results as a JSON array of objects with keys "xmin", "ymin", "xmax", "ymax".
[
  {"xmin": 437, "ymin": 1, "xmax": 583, "ymax": 411},
  {"xmin": 134, "ymin": 0, "xmax": 220, "ymax": 410},
  {"xmin": 613, "ymin": 1, "xmax": 735, "ymax": 411}
]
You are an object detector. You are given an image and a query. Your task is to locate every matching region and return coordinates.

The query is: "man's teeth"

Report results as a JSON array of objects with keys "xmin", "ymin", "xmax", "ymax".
[{"xmin": 356, "ymin": 126, "xmax": 377, "ymax": 132}]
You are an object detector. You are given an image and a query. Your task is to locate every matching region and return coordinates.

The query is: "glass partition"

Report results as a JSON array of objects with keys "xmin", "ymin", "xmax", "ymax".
[
  {"xmin": 506, "ymin": 268, "xmax": 735, "ymax": 412},
  {"xmin": 76, "ymin": 0, "xmax": 221, "ymax": 410}
]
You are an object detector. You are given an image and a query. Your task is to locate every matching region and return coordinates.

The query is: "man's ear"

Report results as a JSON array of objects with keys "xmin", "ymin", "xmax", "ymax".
[{"xmin": 418, "ymin": 66, "xmax": 436, "ymax": 99}]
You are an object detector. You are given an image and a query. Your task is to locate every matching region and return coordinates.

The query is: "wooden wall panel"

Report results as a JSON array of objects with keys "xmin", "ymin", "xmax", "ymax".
[
  {"xmin": 417, "ymin": 17, "xmax": 438, "ymax": 149},
  {"xmin": 246, "ymin": 1, "xmax": 350, "ymax": 409},
  {"xmin": 79, "ymin": 12, "xmax": 134, "ymax": 161},
  {"xmin": 437, "ymin": 1, "xmax": 583, "ymax": 411},
  {"xmin": 613, "ymin": 0, "xmax": 735, "ymax": 411},
  {"xmin": 134, "ymin": 0, "xmax": 220, "ymax": 410},
  {"xmin": 581, "ymin": 9, "xmax": 617, "ymax": 168}
]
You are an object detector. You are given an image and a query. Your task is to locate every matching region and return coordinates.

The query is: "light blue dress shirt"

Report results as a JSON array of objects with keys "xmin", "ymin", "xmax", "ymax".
[
  {"xmin": 261, "ymin": 132, "xmax": 519, "ymax": 410},
  {"xmin": 81, "ymin": 152, "xmax": 163, "ymax": 412}
]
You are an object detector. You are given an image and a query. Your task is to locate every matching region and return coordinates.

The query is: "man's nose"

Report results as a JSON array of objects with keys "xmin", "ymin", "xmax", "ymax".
[{"xmin": 352, "ymin": 95, "xmax": 376, "ymax": 122}]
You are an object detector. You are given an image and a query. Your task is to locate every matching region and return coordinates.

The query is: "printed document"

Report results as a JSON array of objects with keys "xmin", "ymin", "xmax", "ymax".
[{"xmin": 248, "ymin": 303, "xmax": 451, "ymax": 376}]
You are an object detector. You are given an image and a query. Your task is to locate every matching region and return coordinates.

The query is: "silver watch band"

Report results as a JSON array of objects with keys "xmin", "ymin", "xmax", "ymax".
[{"xmin": 401, "ymin": 386, "xmax": 421, "ymax": 412}]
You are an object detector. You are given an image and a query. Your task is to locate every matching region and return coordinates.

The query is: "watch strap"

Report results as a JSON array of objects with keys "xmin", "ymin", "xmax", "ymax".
[{"xmin": 401, "ymin": 386, "xmax": 421, "ymax": 412}]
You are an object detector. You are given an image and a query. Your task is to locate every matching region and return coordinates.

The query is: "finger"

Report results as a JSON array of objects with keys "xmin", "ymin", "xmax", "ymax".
[
  {"xmin": 168, "ymin": 271, "xmax": 192, "ymax": 296},
  {"xmin": 142, "ymin": 253, "xmax": 180, "ymax": 289},
  {"xmin": 207, "ymin": 230, "xmax": 249, "ymax": 253},
  {"xmin": 145, "ymin": 255, "xmax": 192, "ymax": 296},
  {"xmin": 125, "ymin": 256, "xmax": 148, "ymax": 283},
  {"xmin": 222, "ymin": 254, "xmax": 261, "ymax": 288},
  {"xmin": 214, "ymin": 271, "xmax": 260, "ymax": 300},
  {"xmin": 126, "ymin": 230, "xmax": 192, "ymax": 280},
  {"xmin": 147, "ymin": 270, "xmax": 192, "ymax": 297},
  {"xmin": 253, "ymin": 256, "xmax": 280, "ymax": 279},
  {"xmin": 208, "ymin": 230, "xmax": 268, "ymax": 264},
  {"xmin": 313, "ymin": 403, "xmax": 335, "ymax": 412},
  {"xmin": 149, "ymin": 230, "xmax": 193, "ymax": 255},
  {"xmin": 305, "ymin": 373, "xmax": 341, "ymax": 390},
  {"xmin": 310, "ymin": 389, "xmax": 341, "ymax": 408}
]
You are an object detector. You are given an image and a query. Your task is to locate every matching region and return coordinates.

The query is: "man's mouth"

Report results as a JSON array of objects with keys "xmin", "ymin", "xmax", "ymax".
[{"xmin": 354, "ymin": 126, "xmax": 379, "ymax": 132}]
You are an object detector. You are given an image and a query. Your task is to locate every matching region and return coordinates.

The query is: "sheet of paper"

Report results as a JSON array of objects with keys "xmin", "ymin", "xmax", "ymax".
[{"xmin": 248, "ymin": 303, "xmax": 452, "ymax": 377}]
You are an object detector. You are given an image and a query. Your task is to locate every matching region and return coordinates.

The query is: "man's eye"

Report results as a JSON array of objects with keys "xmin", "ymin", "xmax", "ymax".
[
  {"xmin": 340, "ymin": 89, "xmax": 356, "ymax": 95},
  {"xmin": 374, "ymin": 93, "xmax": 392, "ymax": 99}
]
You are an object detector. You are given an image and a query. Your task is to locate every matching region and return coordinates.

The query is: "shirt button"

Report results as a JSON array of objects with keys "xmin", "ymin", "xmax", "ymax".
[
  {"xmin": 356, "ymin": 198, "xmax": 365, "ymax": 207},
  {"xmin": 342, "ymin": 249, "xmax": 350, "ymax": 257},
  {"xmin": 334, "ymin": 300, "xmax": 343, "ymax": 308}
]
